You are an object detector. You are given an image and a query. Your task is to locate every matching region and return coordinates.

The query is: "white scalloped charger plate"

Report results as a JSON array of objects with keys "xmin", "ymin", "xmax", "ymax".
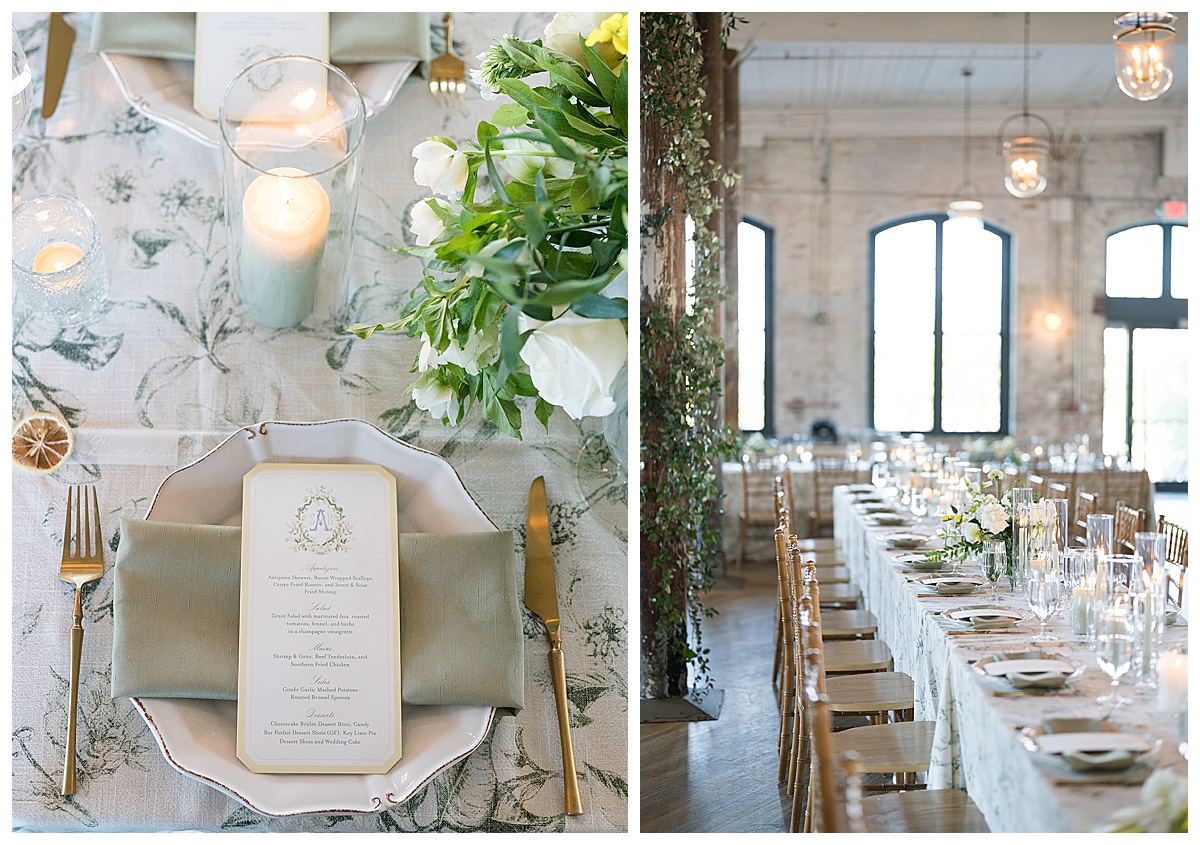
[
  {"xmin": 99, "ymin": 53, "xmax": 416, "ymax": 147},
  {"xmin": 133, "ymin": 419, "xmax": 496, "ymax": 817}
]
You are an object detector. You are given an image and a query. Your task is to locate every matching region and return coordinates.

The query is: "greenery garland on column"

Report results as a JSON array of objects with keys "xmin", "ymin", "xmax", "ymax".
[{"xmin": 640, "ymin": 12, "xmax": 737, "ymax": 700}]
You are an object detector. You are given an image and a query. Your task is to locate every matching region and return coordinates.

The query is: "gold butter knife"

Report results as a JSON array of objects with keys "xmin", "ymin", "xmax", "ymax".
[
  {"xmin": 42, "ymin": 12, "xmax": 75, "ymax": 119},
  {"xmin": 525, "ymin": 476, "xmax": 583, "ymax": 815}
]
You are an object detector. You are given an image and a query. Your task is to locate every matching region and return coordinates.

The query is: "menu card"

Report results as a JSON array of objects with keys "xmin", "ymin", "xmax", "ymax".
[
  {"xmin": 237, "ymin": 463, "xmax": 401, "ymax": 774},
  {"xmin": 193, "ymin": 12, "xmax": 329, "ymax": 119}
]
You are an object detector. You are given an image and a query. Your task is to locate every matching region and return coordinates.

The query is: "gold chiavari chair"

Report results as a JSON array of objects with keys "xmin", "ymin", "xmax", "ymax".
[
  {"xmin": 1072, "ymin": 490, "xmax": 1098, "ymax": 546},
  {"xmin": 809, "ymin": 460, "xmax": 869, "ymax": 538},
  {"xmin": 1158, "ymin": 514, "xmax": 1189, "ymax": 609},
  {"xmin": 1101, "ymin": 466, "xmax": 1150, "ymax": 517},
  {"xmin": 738, "ymin": 452, "xmax": 785, "ymax": 569},
  {"xmin": 1114, "ymin": 501, "xmax": 1145, "ymax": 555},
  {"xmin": 804, "ymin": 687, "xmax": 989, "ymax": 833}
]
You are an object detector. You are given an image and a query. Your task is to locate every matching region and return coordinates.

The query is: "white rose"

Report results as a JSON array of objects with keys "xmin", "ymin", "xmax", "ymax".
[
  {"xmin": 417, "ymin": 325, "xmax": 500, "ymax": 376},
  {"xmin": 410, "ymin": 199, "xmax": 448, "ymax": 246},
  {"xmin": 412, "ymin": 379, "xmax": 460, "ymax": 424},
  {"xmin": 542, "ymin": 12, "xmax": 612, "ymax": 64},
  {"xmin": 412, "ymin": 139, "xmax": 468, "ymax": 198},
  {"xmin": 976, "ymin": 503, "xmax": 1010, "ymax": 535},
  {"xmin": 519, "ymin": 312, "xmax": 626, "ymax": 419},
  {"xmin": 499, "ymin": 137, "xmax": 575, "ymax": 184}
]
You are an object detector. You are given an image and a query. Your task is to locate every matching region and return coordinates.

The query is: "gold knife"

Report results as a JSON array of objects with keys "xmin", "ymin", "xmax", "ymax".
[
  {"xmin": 42, "ymin": 12, "xmax": 76, "ymax": 119},
  {"xmin": 525, "ymin": 476, "xmax": 584, "ymax": 815}
]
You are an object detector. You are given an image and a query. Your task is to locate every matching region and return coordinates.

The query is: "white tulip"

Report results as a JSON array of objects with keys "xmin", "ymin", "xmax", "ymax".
[
  {"xmin": 412, "ymin": 379, "xmax": 459, "ymax": 424},
  {"xmin": 410, "ymin": 199, "xmax": 448, "ymax": 246},
  {"xmin": 412, "ymin": 139, "xmax": 468, "ymax": 198},
  {"xmin": 498, "ymin": 137, "xmax": 574, "ymax": 184}
]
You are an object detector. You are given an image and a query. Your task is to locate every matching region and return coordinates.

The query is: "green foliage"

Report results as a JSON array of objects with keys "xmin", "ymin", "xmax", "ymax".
[
  {"xmin": 640, "ymin": 13, "xmax": 740, "ymax": 695},
  {"xmin": 348, "ymin": 25, "xmax": 628, "ymax": 439}
]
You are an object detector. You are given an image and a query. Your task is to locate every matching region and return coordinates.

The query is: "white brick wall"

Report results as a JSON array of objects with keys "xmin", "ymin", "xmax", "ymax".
[{"xmin": 738, "ymin": 131, "xmax": 1187, "ymax": 445}]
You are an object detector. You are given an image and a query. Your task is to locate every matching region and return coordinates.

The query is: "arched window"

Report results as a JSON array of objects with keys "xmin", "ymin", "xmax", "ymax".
[
  {"xmin": 738, "ymin": 217, "xmax": 773, "ymax": 433},
  {"xmin": 868, "ymin": 215, "xmax": 1011, "ymax": 435},
  {"xmin": 1102, "ymin": 222, "xmax": 1188, "ymax": 488}
]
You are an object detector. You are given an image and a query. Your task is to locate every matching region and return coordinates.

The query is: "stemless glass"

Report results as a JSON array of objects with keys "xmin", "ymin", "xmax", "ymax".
[
  {"xmin": 1095, "ymin": 603, "xmax": 1134, "ymax": 711},
  {"xmin": 981, "ymin": 539, "xmax": 1007, "ymax": 601}
]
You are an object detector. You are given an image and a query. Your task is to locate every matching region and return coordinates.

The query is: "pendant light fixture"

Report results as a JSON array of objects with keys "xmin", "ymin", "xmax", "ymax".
[
  {"xmin": 1113, "ymin": 12, "xmax": 1177, "ymax": 101},
  {"xmin": 947, "ymin": 67, "xmax": 983, "ymax": 229},
  {"xmin": 996, "ymin": 13, "xmax": 1053, "ymax": 199}
]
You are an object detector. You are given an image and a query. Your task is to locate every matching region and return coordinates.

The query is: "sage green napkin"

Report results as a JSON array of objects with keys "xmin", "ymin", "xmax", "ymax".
[
  {"xmin": 112, "ymin": 518, "xmax": 524, "ymax": 710},
  {"xmin": 90, "ymin": 12, "xmax": 431, "ymax": 63},
  {"xmin": 1009, "ymin": 672, "xmax": 1067, "ymax": 690}
]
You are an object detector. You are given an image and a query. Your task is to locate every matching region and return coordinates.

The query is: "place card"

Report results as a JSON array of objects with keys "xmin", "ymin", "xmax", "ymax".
[
  {"xmin": 981, "ymin": 658, "xmax": 1075, "ymax": 678},
  {"xmin": 194, "ymin": 12, "xmax": 329, "ymax": 119},
  {"xmin": 1035, "ymin": 733, "xmax": 1153, "ymax": 755},
  {"xmin": 237, "ymin": 463, "xmax": 401, "ymax": 774}
]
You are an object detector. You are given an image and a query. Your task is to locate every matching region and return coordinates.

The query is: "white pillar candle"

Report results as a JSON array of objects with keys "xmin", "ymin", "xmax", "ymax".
[
  {"xmin": 1072, "ymin": 586, "xmax": 1090, "ymax": 635},
  {"xmin": 33, "ymin": 242, "xmax": 84, "ymax": 274},
  {"xmin": 238, "ymin": 166, "xmax": 330, "ymax": 328},
  {"xmin": 1157, "ymin": 652, "xmax": 1188, "ymax": 712}
]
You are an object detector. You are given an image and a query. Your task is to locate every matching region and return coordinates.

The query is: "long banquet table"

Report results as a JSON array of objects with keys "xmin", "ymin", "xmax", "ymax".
[
  {"xmin": 832, "ymin": 486, "xmax": 1187, "ymax": 833},
  {"xmin": 11, "ymin": 12, "xmax": 627, "ymax": 833}
]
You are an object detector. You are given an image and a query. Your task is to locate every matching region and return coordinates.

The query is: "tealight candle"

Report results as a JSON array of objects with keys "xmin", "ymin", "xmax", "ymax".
[
  {"xmin": 33, "ymin": 242, "xmax": 85, "ymax": 274},
  {"xmin": 238, "ymin": 166, "xmax": 330, "ymax": 328}
]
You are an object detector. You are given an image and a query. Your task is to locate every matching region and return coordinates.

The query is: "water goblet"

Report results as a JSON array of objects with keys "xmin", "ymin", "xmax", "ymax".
[
  {"xmin": 1027, "ymin": 566, "xmax": 1061, "ymax": 641},
  {"xmin": 981, "ymin": 539, "xmax": 1007, "ymax": 601},
  {"xmin": 1095, "ymin": 604, "xmax": 1133, "ymax": 712}
]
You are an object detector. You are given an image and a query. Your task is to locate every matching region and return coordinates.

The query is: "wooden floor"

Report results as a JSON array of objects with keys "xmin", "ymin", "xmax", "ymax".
[{"xmin": 640, "ymin": 555, "xmax": 791, "ymax": 833}]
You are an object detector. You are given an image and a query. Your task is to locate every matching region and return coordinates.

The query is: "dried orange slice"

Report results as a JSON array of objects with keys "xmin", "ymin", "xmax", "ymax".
[{"xmin": 12, "ymin": 412, "xmax": 75, "ymax": 473}]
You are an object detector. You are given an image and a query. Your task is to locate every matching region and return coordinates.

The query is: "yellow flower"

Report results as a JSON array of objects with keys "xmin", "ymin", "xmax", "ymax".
[{"xmin": 586, "ymin": 13, "xmax": 628, "ymax": 57}]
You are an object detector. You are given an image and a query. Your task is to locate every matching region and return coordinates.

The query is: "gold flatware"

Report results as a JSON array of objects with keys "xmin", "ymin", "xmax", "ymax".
[
  {"xmin": 42, "ymin": 12, "xmax": 76, "ymax": 119},
  {"xmin": 428, "ymin": 12, "xmax": 465, "ymax": 106},
  {"xmin": 58, "ymin": 485, "xmax": 105, "ymax": 795},
  {"xmin": 525, "ymin": 476, "xmax": 583, "ymax": 815}
]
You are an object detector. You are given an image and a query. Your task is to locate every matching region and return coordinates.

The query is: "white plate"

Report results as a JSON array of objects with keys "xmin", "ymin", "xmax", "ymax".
[
  {"xmin": 100, "ymin": 53, "xmax": 416, "ymax": 147},
  {"xmin": 135, "ymin": 419, "xmax": 497, "ymax": 817},
  {"xmin": 943, "ymin": 606, "xmax": 1025, "ymax": 622}
]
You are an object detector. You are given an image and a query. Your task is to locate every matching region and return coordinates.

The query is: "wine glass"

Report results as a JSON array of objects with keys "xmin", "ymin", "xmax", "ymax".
[
  {"xmin": 981, "ymin": 539, "xmax": 1007, "ymax": 602},
  {"xmin": 1027, "ymin": 563, "xmax": 1061, "ymax": 641},
  {"xmin": 12, "ymin": 25, "xmax": 33, "ymax": 141},
  {"xmin": 1095, "ymin": 604, "xmax": 1133, "ymax": 712}
]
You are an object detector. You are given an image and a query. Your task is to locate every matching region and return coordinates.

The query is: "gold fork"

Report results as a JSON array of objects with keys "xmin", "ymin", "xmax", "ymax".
[
  {"xmin": 428, "ymin": 12, "xmax": 465, "ymax": 106},
  {"xmin": 59, "ymin": 485, "xmax": 104, "ymax": 795}
]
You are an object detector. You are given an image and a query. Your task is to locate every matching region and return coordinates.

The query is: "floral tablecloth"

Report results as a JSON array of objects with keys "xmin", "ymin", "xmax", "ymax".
[
  {"xmin": 833, "ymin": 488, "xmax": 1187, "ymax": 832},
  {"xmin": 11, "ymin": 11, "xmax": 627, "ymax": 832}
]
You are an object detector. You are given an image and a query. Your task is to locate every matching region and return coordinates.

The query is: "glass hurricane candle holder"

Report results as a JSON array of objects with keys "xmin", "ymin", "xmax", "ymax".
[
  {"xmin": 12, "ymin": 194, "xmax": 109, "ymax": 327},
  {"xmin": 218, "ymin": 56, "xmax": 366, "ymax": 331}
]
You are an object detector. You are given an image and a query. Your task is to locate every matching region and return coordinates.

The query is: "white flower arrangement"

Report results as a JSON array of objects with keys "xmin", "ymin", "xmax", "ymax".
[
  {"xmin": 924, "ymin": 469, "xmax": 1020, "ymax": 565},
  {"xmin": 350, "ymin": 12, "xmax": 629, "ymax": 440},
  {"xmin": 1098, "ymin": 769, "xmax": 1188, "ymax": 832}
]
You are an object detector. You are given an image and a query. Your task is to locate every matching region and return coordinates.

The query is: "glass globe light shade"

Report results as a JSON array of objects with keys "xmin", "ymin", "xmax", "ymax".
[
  {"xmin": 1002, "ymin": 136, "xmax": 1050, "ymax": 198},
  {"xmin": 946, "ymin": 198, "xmax": 984, "ymax": 230},
  {"xmin": 1114, "ymin": 13, "xmax": 1176, "ymax": 101}
]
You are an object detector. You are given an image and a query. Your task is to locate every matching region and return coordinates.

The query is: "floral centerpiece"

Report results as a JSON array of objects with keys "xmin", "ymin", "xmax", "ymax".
[
  {"xmin": 1098, "ymin": 769, "xmax": 1188, "ymax": 832},
  {"xmin": 923, "ymin": 469, "xmax": 1025, "ymax": 581},
  {"xmin": 349, "ymin": 12, "xmax": 629, "ymax": 440}
]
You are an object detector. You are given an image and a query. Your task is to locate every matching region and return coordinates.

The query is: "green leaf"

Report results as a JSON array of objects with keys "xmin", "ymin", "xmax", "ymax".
[
  {"xmin": 482, "ymin": 136, "xmax": 511, "ymax": 206},
  {"xmin": 535, "ymin": 397, "xmax": 554, "ymax": 430},
  {"xmin": 570, "ymin": 293, "xmax": 627, "ymax": 319},
  {"xmin": 582, "ymin": 39, "xmax": 619, "ymax": 104},
  {"xmin": 591, "ymin": 238, "xmax": 623, "ymax": 274},
  {"xmin": 498, "ymin": 305, "xmax": 525, "ymax": 383},
  {"xmin": 612, "ymin": 59, "xmax": 628, "ymax": 135},
  {"xmin": 476, "ymin": 121, "xmax": 499, "ymax": 149},
  {"xmin": 529, "ymin": 275, "xmax": 611, "ymax": 306},
  {"xmin": 490, "ymin": 103, "xmax": 529, "ymax": 127}
]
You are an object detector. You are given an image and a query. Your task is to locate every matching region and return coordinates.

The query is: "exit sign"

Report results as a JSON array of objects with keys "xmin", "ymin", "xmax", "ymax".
[{"xmin": 1163, "ymin": 200, "xmax": 1186, "ymax": 219}]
